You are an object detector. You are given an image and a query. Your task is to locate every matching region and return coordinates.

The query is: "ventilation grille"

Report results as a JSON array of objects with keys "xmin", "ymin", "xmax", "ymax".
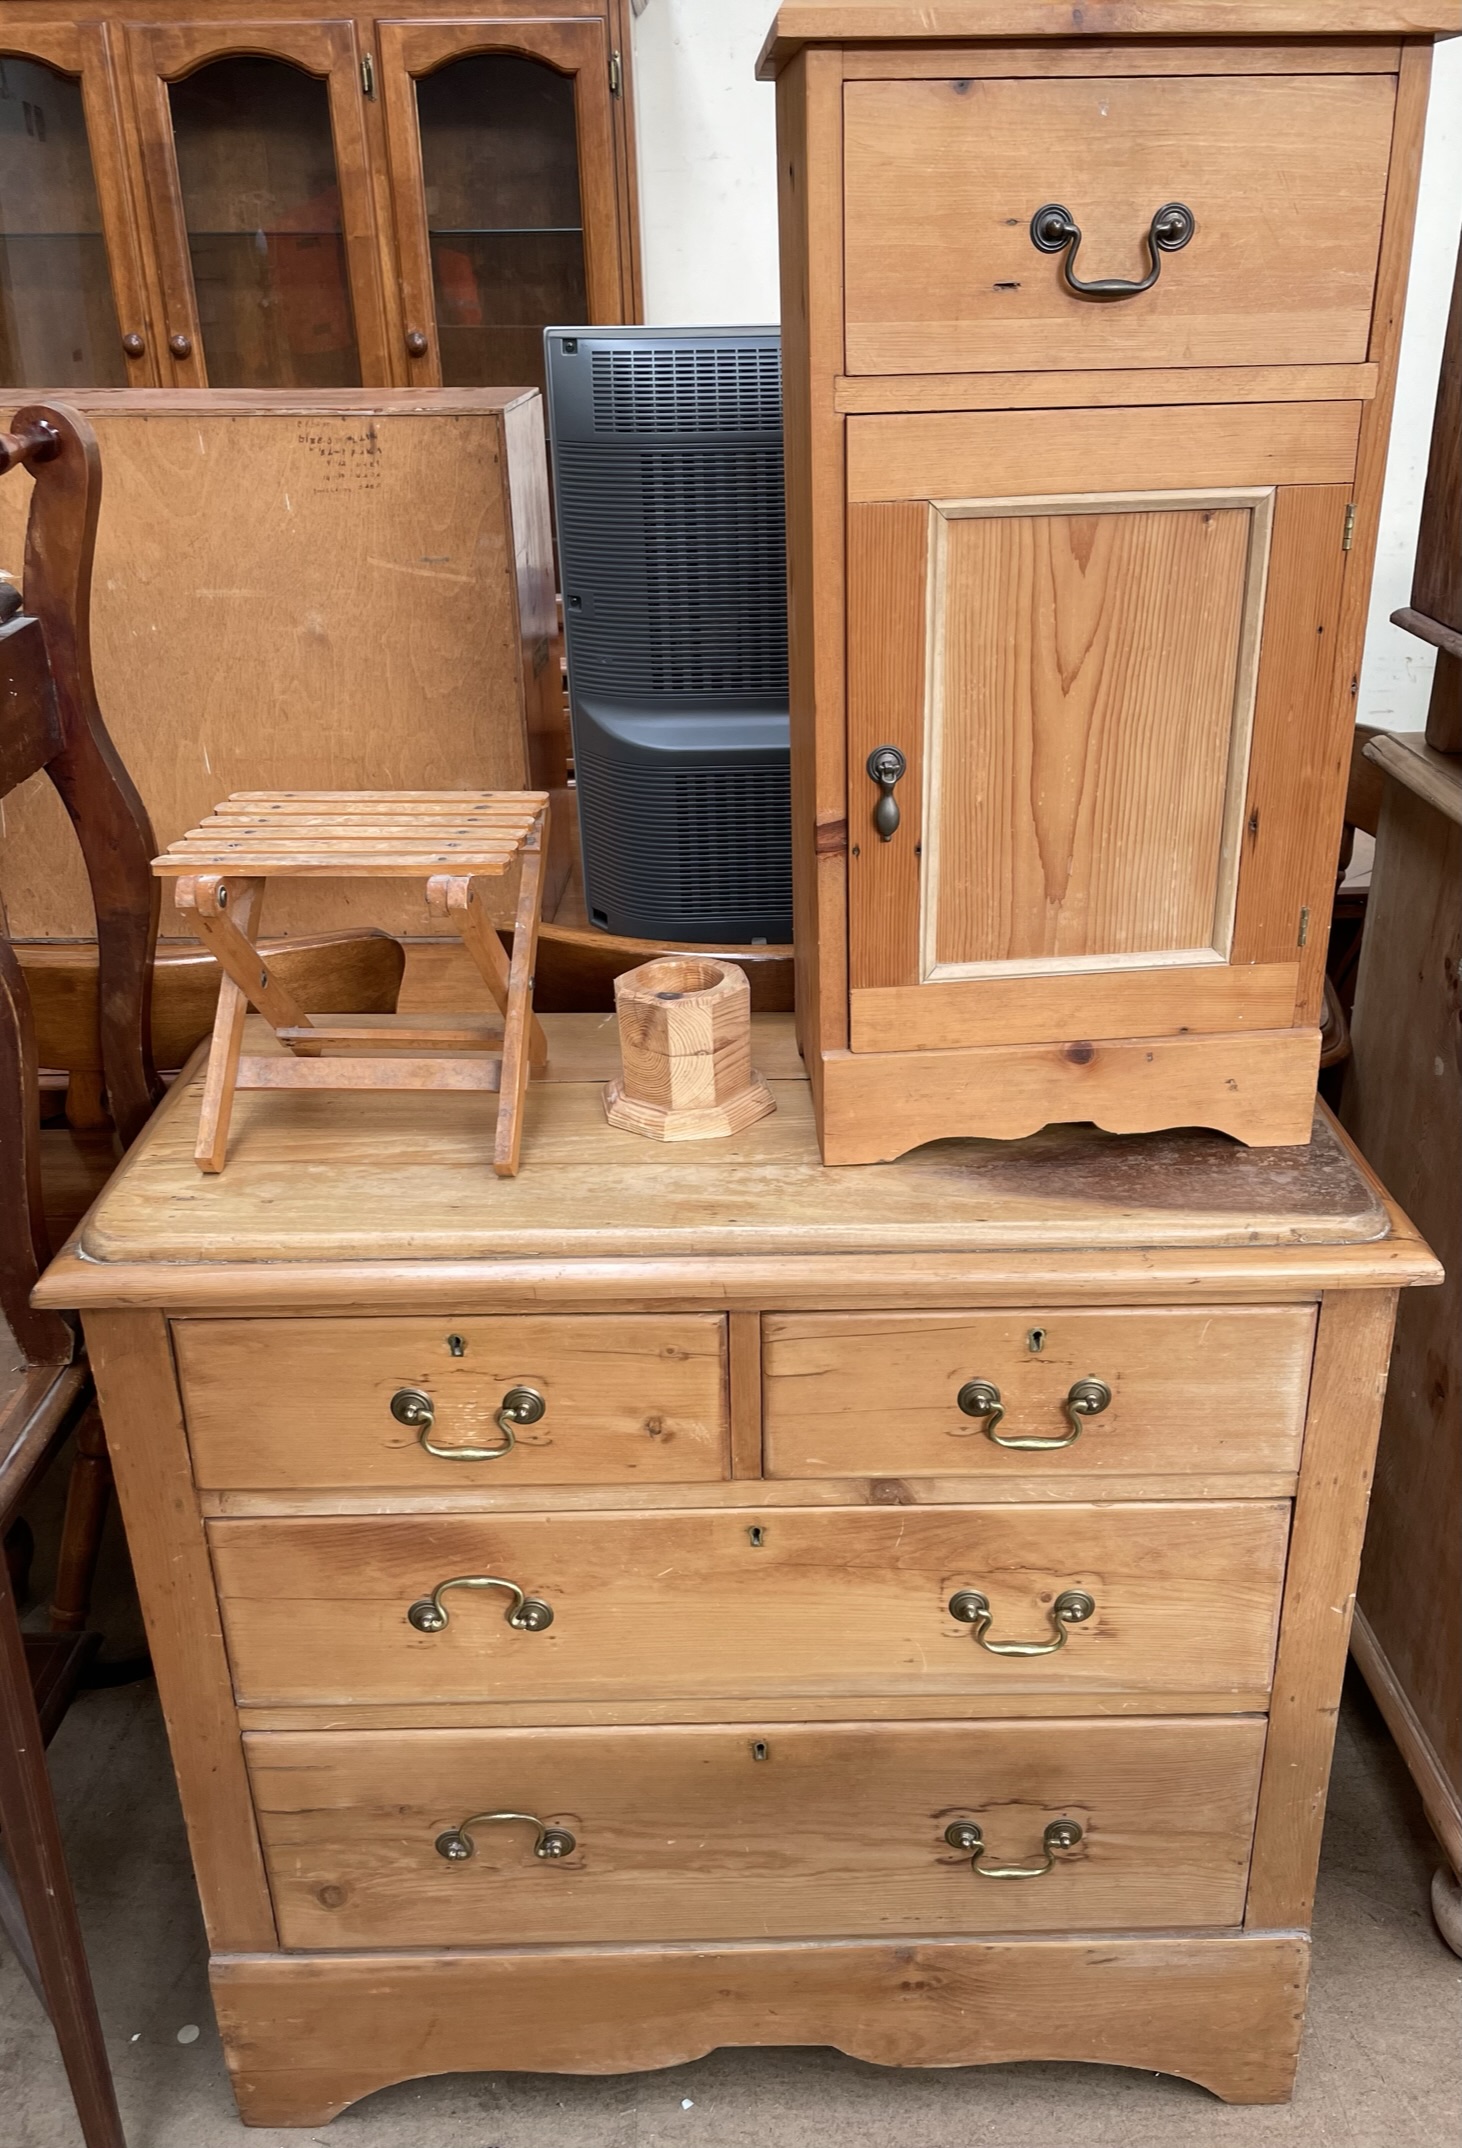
[
  {"xmin": 557, "ymin": 443, "xmax": 787, "ymax": 700},
  {"xmin": 574, "ymin": 742, "xmax": 793, "ymax": 935},
  {"xmin": 591, "ymin": 343, "xmax": 782, "ymax": 435}
]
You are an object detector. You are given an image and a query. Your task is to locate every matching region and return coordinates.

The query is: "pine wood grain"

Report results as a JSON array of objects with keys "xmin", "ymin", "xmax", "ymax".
[
  {"xmin": 1229, "ymin": 486, "xmax": 1353, "ymax": 979},
  {"xmin": 846, "ymin": 502, "xmax": 926, "ymax": 988},
  {"xmin": 819, "ymin": 1027, "xmax": 1321, "ymax": 1157},
  {"xmin": 175, "ymin": 1313, "xmax": 730, "ymax": 1489},
  {"xmin": 758, "ymin": 4, "xmax": 1459, "ymax": 72},
  {"xmin": 206, "ymin": 1501, "xmax": 1290, "ymax": 1707},
  {"xmin": 834, "ymin": 364, "xmax": 1380, "ymax": 414},
  {"xmin": 1246, "ymin": 1289, "xmax": 1399, "ymax": 1926},
  {"xmin": 928, "ymin": 498, "xmax": 1255, "ymax": 967},
  {"xmin": 762, "ymin": 1305, "xmax": 1315, "ymax": 1479},
  {"xmin": 212, "ymin": 1934, "xmax": 1312, "ymax": 2121},
  {"xmin": 843, "ymin": 73, "xmax": 1395, "ymax": 376},
  {"xmin": 847, "ymin": 402, "xmax": 1360, "ymax": 504},
  {"xmin": 247, "ymin": 1716, "xmax": 1266, "ymax": 1948},
  {"xmin": 37, "ymin": 1021, "xmax": 1405, "ymax": 1286},
  {"xmin": 80, "ymin": 1311, "xmax": 276, "ymax": 1951},
  {"xmin": 778, "ymin": 48, "xmax": 851, "ymax": 1081},
  {"xmin": 851, "ymin": 962, "xmax": 1299, "ymax": 1051},
  {"xmin": 1317, "ymin": 37, "xmax": 1434, "ymax": 1020}
]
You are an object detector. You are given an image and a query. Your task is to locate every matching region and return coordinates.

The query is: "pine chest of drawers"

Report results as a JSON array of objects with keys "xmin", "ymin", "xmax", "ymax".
[
  {"xmin": 39, "ymin": 1014, "xmax": 1438, "ymax": 2122},
  {"xmin": 761, "ymin": 0, "xmax": 1461, "ymax": 1160}
]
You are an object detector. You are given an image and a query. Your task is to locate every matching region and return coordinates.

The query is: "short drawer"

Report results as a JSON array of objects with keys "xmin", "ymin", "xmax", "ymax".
[
  {"xmin": 174, "ymin": 1315, "xmax": 729, "ymax": 1488},
  {"xmin": 843, "ymin": 72, "xmax": 1395, "ymax": 375},
  {"xmin": 210, "ymin": 1502, "xmax": 1288, "ymax": 1706},
  {"xmin": 248, "ymin": 1716, "xmax": 1266, "ymax": 1948},
  {"xmin": 762, "ymin": 1307, "xmax": 1315, "ymax": 1480}
]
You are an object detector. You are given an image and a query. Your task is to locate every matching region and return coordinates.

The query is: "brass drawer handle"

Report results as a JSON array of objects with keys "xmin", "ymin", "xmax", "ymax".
[
  {"xmin": 407, "ymin": 1574, "xmax": 554, "ymax": 1633},
  {"xmin": 1030, "ymin": 201, "xmax": 1195, "ymax": 299},
  {"xmin": 391, "ymin": 1383, "xmax": 546, "ymax": 1460},
  {"xmin": 435, "ymin": 1810, "xmax": 576, "ymax": 1862},
  {"xmin": 955, "ymin": 1376, "xmax": 1111, "ymax": 1450},
  {"xmin": 945, "ymin": 1817, "xmax": 1082, "ymax": 1877},
  {"xmin": 948, "ymin": 1586, "xmax": 1095, "ymax": 1655}
]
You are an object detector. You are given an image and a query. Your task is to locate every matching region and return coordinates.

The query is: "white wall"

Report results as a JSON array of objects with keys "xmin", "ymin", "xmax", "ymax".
[{"xmin": 629, "ymin": 4, "xmax": 1462, "ymax": 732}]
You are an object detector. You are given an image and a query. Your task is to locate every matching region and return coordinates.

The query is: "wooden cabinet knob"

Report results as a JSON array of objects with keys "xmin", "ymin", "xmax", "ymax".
[
  {"xmin": 167, "ymin": 331, "xmax": 193, "ymax": 358},
  {"xmin": 121, "ymin": 331, "xmax": 146, "ymax": 358},
  {"xmin": 404, "ymin": 328, "xmax": 429, "ymax": 357}
]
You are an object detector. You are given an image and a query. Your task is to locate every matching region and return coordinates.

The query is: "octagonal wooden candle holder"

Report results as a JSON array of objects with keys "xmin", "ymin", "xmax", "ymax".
[{"xmin": 604, "ymin": 957, "xmax": 775, "ymax": 1141}]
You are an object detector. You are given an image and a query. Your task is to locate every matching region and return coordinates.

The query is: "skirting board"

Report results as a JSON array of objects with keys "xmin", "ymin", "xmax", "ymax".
[
  {"xmin": 1350, "ymin": 1607, "xmax": 1462, "ymax": 1876},
  {"xmin": 210, "ymin": 1933, "xmax": 1310, "ymax": 2124},
  {"xmin": 817, "ymin": 1029, "xmax": 1322, "ymax": 1162}
]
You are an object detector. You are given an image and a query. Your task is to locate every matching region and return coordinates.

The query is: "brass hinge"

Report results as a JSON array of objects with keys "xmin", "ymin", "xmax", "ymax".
[
  {"xmin": 1342, "ymin": 502, "xmax": 1356, "ymax": 552},
  {"xmin": 1298, "ymin": 906, "xmax": 1311, "ymax": 948},
  {"xmin": 609, "ymin": 48, "xmax": 622, "ymax": 95},
  {"xmin": 360, "ymin": 53, "xmax": 375, "ymax": 98}
]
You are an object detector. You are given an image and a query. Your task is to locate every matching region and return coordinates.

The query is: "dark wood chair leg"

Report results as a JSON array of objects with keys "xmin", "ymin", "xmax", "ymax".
[
  {"xmin": 49, "ymin": 1408, "xmax": 112, "ymax": 1636},
  {"xmin": 0, "ymin": 1545, "xmax": 126, "ymax": 2148}
]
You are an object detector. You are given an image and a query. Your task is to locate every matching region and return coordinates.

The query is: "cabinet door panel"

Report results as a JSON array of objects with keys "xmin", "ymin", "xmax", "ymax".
[
  {"xmin": 930, "ymin": 494, "xmax": 1260, "ymax": 973},
  {"xmin": 127, "ymin": 21, "xmax": 389, "ymax": 387},
  {"xmin": 847, "ymin": 409, "xmax": 1352, "ymax": 1047},
  {"xmin": 377, "ymin": 18, "xmax": 626, "ymax": 393},
  {"xmin": 0, "ymin": 26, "xmax": 154, "ymax": 385}
]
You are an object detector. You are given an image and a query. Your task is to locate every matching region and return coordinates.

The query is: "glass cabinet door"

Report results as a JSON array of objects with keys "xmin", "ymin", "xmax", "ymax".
[
  {"xmin": 128, "ymin": 22, "xmax": 389, "ymax": 387},
  {"xmin": 379, "ymin": 19, "xmax": 628, "ymax": 392},
  {"xmin": 0, "ymin": 27, "xmax": 155, "ymax": 387}
]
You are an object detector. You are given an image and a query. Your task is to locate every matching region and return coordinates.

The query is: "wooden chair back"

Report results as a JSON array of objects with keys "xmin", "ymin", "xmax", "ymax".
[{"xmin": 0, "ymin": 401, "xmax": 160, "ymax": 1368}]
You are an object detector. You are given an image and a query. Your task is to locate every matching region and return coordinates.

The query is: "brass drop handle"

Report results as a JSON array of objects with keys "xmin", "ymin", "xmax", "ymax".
[
  {"xmin": 866, "ymin": 745, "xmax": 907, "ymax": 841},
  {"xmin": 945, "ymin": 1817, "xmax": 1082, "ymax": 1878},
  {"xmin": 1030, "ymin": 201, "xmax": 1195, "ymax": 299},
  {"xmin": 407, "ymin": 1574, "xmax": 554, "ymax": 1633},
  {"xmin": 390, "ymin": 1383, "xmax": 545, "ymax": 1460},
  {"xmin": 948, "ymin": 1586, "xmax": 1096, "ymax": 1655},
  {"xmin": 435, "ymin": 1810, "xmax": 577, "ymax": 1862},
  {"xmin": 955, "ymin": 1376, "xmax": 1111, "ymax": 1450}
]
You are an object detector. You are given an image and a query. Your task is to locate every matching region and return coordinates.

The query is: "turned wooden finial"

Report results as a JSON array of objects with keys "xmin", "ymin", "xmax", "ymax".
[{"xmin": 604, "ymin": 956, "xmax": 775, "ymax": 1141}]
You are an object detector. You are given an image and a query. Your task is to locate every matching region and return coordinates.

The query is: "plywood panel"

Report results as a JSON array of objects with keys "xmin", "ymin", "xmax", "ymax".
[
  {"xmin": 0, "ymin": 392, "xmax": 548, "ymax": 939},
  {"xmin": 843, "ymin": 73, "xmax": 1395, "ymax": 374},
  {"xmin": 248, "ymin": 1716, "xmax": 1266, "ymax": 1948},
  {"xmin": 929, "ymin": 497, "xmax": 1257, "ymax": 969}
]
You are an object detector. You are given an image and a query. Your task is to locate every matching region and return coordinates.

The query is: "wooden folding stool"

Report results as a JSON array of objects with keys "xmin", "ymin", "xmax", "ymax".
[{"xmin": 155, "ymin": 791, "xmax": 549, "ymax": 1176}]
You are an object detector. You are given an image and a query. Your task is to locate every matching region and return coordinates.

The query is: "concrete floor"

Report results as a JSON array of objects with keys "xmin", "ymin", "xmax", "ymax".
[{"xmin": 3, "ymin": 1507, "xmax": 1459, "ymax": 2148}]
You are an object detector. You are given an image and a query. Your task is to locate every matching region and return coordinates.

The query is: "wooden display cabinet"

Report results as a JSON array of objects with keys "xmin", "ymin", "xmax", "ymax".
[
  {"xmin": 1, "ymin": 3, "xmax": 640, "ymax": 393},
  {"xmin": 764, "ymin": 4, "xmax": 1457, "ymax": 1163}
]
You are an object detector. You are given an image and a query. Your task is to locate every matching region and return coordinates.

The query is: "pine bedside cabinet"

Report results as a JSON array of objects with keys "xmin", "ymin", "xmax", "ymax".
[
  {"xmin": 36, "ymin": 1013, "xmax": 1438, "ymax": 2122},
  {"xmin": 761, "ymin": 1, "xmax": 1462, "ymax": 1161}
]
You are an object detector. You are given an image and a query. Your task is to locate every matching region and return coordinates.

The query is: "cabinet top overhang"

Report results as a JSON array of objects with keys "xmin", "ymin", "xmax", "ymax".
[{"xmin": 757, "ymin": 2, "xmax": 1462, "ymax": 76}]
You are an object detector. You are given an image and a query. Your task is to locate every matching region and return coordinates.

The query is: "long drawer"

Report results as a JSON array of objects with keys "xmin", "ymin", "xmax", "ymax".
[
  {"xmin": 210, "ymin": 1503, "xmax": 1289, "ymax": 1706},
  {"xmin": 762, "ymin": 1306, "xmax": 1315, "ymax": 1480},
  {"xmin": 175, "ymin": 1315, "xmax": 730, "ymax": 1488},
  {"xmin": 247, "ymin": 1716, "xmax": 1266, "ymax": 1948}
]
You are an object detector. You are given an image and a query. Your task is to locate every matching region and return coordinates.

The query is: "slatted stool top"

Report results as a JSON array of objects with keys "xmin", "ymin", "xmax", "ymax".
[{"xmin": 154, "ymin": 791, "xmax": 551, "ymax": 879}]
